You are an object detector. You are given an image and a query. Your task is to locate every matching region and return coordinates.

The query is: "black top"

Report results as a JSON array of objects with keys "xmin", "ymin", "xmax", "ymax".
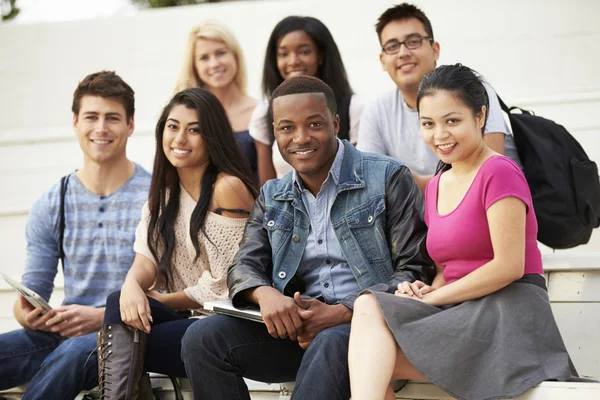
[{"xmin": 234, "ymin": 130, "xmax": 258, "ymax": 184}]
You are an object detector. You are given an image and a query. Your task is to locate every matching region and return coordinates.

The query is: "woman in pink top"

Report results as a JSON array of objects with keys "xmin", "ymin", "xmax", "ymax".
[{"xmin": 348, "ymin": 64, "xmax": 575, "ymax": 400}]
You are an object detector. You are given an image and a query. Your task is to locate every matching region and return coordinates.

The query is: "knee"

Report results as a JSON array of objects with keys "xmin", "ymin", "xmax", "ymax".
[
  {"xmin": 103, "ymin": 291, "xmax": 124, "ymax": 324},
  {"xmin": 45, "ymin": 334, "xmax": 96, "ymax": 367},
  {"xmin": 181, "ymin": 316, "xmax": 223, "ymax": 361},
  {"xmin": 310, "ymin": 326, "xmax": 350, "ymax": 357},
  {"xmin": 353, "ymin": 293, "xmax": 380, "ymax": 317},
  {"xmin": 301, "ymin": 326, "xmax": 350, "ymax": 378},
  {"xmin": 105, "ymin": 290, "xmax": 122, "ymax": 310},
  {"xmin": 181, "ymin": 319, "xmax": 203, "ymax": 357}
]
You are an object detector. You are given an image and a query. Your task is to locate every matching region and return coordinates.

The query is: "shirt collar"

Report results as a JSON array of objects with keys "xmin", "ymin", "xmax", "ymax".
[{"xmin": 293, "ymin": 139, "xmax": 344, "ymax": 192}]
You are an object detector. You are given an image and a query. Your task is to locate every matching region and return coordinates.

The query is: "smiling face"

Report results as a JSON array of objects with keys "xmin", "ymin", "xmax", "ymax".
[
  {"xmin": 272, "ymin": 92, "xmax": 339, "ymax": 187},
  {"xmin": 194, "ymin": 39, "xmax": 238, "ymax": 90},
  {"xmin": 419, "ymin": 90, "xmax": 486, "ymax": 165},
  {"xmin": 162, "ymin": 104, "xmax": 210, "ymax": 171},
  {"xmin": 379, "ymin": 18, "xmax": 439, "ymax": 94},
  {"xmin": 73, "ymin": 95, "xmax": 134, "ymax": 166},
  {"xmin": 276, "ymin": 30, "xmax": 321, "ymax": 80}
]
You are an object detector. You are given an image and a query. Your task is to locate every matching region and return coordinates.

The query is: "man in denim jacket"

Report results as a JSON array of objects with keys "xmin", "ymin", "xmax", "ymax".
[{"xmin": 182, "ymin": 76, "xmax": 434, "ymax": 400}]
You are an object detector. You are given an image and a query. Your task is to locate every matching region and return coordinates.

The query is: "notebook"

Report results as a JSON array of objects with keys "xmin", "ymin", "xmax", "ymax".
[
  {"xmin": 204, "ymin": 299, "xmax": 264, "ymax": 324},
  {"xmin": 2, "ymin": 273, "xmax": 52, "ymax": 312}
]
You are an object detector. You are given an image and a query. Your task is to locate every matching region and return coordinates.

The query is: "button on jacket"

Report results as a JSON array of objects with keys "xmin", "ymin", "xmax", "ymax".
[
  {"xmin": 292, "ymin": 140, "xmax": 360, "ymax": 304},
  {"xmin": 228, "ymin": 140, "xmax": 435, "ymax": 309}
]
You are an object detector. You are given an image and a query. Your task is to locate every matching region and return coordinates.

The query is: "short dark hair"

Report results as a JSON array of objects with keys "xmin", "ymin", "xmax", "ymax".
[
  {"xmin": 72, "ymin": 71, "xmax": 135, "ymax": 119},
  {"xmin": 269, "ymin": 76, "xmax": 337, "ymax": 122},
  {"xmin": 375, "ymin": 3, "xmax": 434, "ymax": 42}
]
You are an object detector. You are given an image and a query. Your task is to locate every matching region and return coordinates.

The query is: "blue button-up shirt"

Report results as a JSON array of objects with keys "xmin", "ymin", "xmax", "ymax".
[{"xmin": 292, "ymin": 140, "xmax": 361, "ymax": 304}]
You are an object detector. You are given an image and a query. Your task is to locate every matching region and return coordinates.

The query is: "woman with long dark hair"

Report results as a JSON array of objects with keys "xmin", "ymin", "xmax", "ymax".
[
  {"xmin": 96, "ymin": 88, "xmax": 257, "ymax": 398},
  {"xmin": 348, "ymin": 64, "xmax": 574, "ymax": 400},
  {"xmin": 250, "ymin": 16, "xmax": 364, "ymax": 184}
]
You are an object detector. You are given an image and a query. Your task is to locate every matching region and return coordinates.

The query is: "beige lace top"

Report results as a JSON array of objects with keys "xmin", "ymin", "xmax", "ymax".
[{"xmin": 133, "ymin": 186, "xmax": 247, "ymax": 306}]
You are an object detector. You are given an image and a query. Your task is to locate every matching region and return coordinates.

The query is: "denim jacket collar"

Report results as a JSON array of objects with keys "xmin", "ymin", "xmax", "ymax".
[{"xmin": 273, "ymin": 140, "xmax": 365, "ymax": 201}]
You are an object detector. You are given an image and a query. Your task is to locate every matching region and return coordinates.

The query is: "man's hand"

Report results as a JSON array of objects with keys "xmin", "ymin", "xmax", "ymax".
[
  {"xmin": 253, "ymin": 287, "xmax": 313, "ymax": 341},
  {"xmin": 46, "ymin": 305, "xmax": 104, "ymax": 337},
  {"xmin": 294, "ymin": 292, "xmax": 352, "ymax": 350},
  {"xmin": 19, "ymin": 296, "xmax": 58, "ymax": 332}
]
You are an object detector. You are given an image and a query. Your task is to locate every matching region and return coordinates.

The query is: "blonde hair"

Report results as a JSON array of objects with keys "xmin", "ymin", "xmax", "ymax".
[{"xmin": 174, "ymin": 20, "xmax": 248, "ymax": 95}]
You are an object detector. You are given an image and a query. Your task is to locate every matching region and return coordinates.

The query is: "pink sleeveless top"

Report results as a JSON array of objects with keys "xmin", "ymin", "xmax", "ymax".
[{"xmin": 424, "ymin": 156, "xmax": 543, "ymax": 284}]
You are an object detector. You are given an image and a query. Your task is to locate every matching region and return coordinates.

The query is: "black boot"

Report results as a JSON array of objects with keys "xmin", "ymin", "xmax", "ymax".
[
  {"xmin": 138, "ymin": 373, "xmax": 154, "ymax": 400},
  {"xmin": 97, "ymin": 324, "xmax": 147, "ymax": 400}
]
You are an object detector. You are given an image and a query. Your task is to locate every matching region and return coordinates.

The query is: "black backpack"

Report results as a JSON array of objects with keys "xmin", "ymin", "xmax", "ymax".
[{"xmin": 498, "ymin": 96, "xmax": 600, "ymax": 249}]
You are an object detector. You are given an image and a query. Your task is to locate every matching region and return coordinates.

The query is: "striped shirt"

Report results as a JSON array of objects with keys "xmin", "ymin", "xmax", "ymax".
[{"xmin": 21, "ymin": 164, "xmax": 151, "ymax": 307}]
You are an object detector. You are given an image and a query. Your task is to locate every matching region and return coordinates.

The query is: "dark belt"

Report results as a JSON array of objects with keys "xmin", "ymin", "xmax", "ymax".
[{"xmin": 514, "ymin": 273, "xmax": 547, "ymax": 291}]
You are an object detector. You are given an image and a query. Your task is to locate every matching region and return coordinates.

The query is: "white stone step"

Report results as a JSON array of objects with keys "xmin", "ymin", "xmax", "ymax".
[
  {"xmin": 394, "ymin": 381, "xmax": 600, "ymax": 400},
  {"xmin": 2, "ymin": 377, "xmax": 598, "ymax": 400}
]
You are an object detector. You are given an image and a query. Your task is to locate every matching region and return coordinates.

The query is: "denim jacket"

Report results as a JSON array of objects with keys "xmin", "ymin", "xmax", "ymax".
[{"xmin": 228, "ymin": 141, "xmax": 435, "ymax": 309}]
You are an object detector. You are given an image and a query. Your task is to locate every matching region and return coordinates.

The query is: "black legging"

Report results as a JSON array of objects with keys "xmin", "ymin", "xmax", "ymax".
[{"xmin": 104, "ymin": 291, "xmax": 197, "ymax": 377}]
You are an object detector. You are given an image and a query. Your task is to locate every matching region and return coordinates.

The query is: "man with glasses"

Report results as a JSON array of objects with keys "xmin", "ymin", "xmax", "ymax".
[{"xmin": 357, "ymin": 3, "xmax": 520, "ymax": 190}]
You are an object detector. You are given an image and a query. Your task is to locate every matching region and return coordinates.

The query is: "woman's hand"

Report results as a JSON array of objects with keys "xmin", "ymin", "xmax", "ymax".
[
  {"xmin": 119, "ymin": 281, "xmax": 152, "ymax": 333},
  {"xmin": 395, "ymin": 280, "xmax": 434, "ymax": 299}
]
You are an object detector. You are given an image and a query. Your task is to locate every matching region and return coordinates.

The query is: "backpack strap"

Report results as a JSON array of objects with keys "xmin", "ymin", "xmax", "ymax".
[
  {"xmin": 496, "ymin": 95, "xmax": 511, "ymax": 114},
  {"xmin": 58, "ymin": 174, "xmax": 71, "ymax": 270},
  {"xmin": 497, "ymin": 95, "xmax": 533, "ymax": 116}
]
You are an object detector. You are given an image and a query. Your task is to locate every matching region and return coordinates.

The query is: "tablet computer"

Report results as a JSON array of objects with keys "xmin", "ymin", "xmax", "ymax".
[
  {"xmin": 2, "ymin": 273, "xmax": 53, "ymax": 313},
  {"xmin": 204, "ymin": 299, "xmax": 263, "ymax": 324}
]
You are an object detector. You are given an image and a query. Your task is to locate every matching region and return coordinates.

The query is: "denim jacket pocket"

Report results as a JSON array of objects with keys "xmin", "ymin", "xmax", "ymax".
[
  {"xmin": 263, "ymin": 206, "xmax": 294, "ymax": 258},
  {"xmin": 345, "ymin": 196, "xmax": 391, "ymax": 263}
]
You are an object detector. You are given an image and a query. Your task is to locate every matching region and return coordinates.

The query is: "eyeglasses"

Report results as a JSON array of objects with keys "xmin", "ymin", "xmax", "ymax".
[{"xmin": 381, "ymin": 35, "xmax": 433, "ymax": 55}]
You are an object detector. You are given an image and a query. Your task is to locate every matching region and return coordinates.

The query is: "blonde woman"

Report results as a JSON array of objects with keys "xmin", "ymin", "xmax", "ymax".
[{"xmin": 175, "ymin": 20, "xmax": 258, "ymax": 181}]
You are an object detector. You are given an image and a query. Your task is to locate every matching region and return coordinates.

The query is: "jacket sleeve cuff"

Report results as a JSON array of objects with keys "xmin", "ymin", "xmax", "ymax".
[
  {"xmin": 338, "ymin": 283, "xmax": 393, "ymax": 310},
  {"xmin": 230, "ymin": 280, "xmax": 272, "ymax": 308}
]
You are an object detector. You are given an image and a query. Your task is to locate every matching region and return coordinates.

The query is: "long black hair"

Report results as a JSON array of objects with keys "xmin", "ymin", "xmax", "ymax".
[
  {"xmin": 416, "ymin": 64, "xmax": 489, "ymax": 174},
  {"xmin": 262, "ymin": 16, "xmax": 353, "ymax": 142},
  {"xmin": 147, "ymin": 88, "xmax": 258, "ymax": 287}
]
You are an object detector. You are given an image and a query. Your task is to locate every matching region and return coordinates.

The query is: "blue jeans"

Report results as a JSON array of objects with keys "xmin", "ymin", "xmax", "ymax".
[
  {"xmin": 181, "ymin": 314, "xmax": 351, "ymax": 400},
  {"xmin": 0, "ymin": 328, "xmax": 98, "ymax": 399}
]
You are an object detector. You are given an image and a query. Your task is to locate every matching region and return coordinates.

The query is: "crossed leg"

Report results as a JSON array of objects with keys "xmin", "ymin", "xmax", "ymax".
[{"xmin": 349, "ymin": 294, "xmax": 426, "ymax": 400}]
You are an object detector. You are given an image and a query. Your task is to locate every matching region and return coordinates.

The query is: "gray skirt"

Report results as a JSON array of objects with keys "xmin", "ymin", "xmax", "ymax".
[{"xmin": 371, "ymin": 278, "xmax": 575, "ymax": 400}]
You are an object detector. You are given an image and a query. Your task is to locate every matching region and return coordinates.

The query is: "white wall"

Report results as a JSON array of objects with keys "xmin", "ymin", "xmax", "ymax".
[{"xmin": 0, "ymin": 0, "xmax": 599, "ymax": 332}]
